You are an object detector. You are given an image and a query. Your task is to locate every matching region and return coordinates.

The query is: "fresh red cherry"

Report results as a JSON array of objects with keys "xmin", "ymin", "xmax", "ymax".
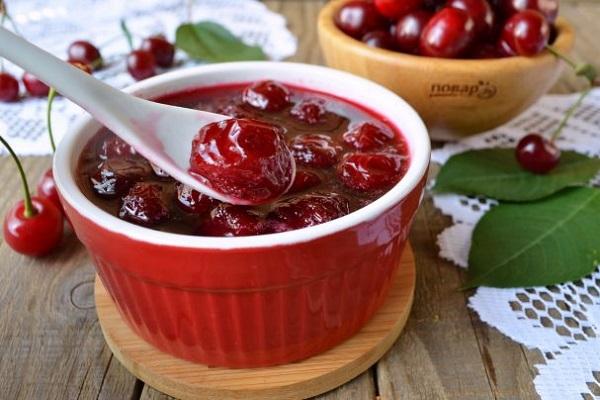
[
  {"xmin": 362, "ymin": 30, "xmax": 396, "ymax": 50},
  {"xmin": 1, "ymin": 136, "xmax": 63, "ymax": 256},
  {"xmin": 242, "ymin": 80, "xmax": 291, "ymax": 112},
  {"xmin": 126, "ymin": 50, "xmax": 156, "ymax": 81},
  {"xmin": 199, "ymin": 204, "xmax": 265, "ymax": 236},
  {"xmin": 393, "ymin": 10, "xmax": 432, "ymax": 54},
  {"xmin": 36, "ymin": 169, "xmax": 61, "ymax": 212},
  {"xmin": 515, "ymin": 133, "xmax": 560, "ymax": 173},
  {"xmin": 290, "ymin": 133, "xmax": 340, "ymax": 168},
  {"xmin": 420, "ymin": 7, "xmax": 476, "ymax": 58},
  {"xmin": 268, "ymin": 192, "xmax": 350, "ymax": 231},
  {"xmin": 67, "ymin": 40, "xmax": 102, "ymax": 70},
  {"xmin": 448, "ymin": 0, "xmax": 494, "ymax": 36},
  {"xmin": 22, "ymin": 72, "xmax": 49, "ymax": 97},
  {"xmin": 90, "ymin": 158, "xmax": 152, "ymax": 198},
  {"xmin": 4, "ymin": 197, "xmax": 63, "ymax": 256},
  {"xmin": 140, "ymin": 35, "xmax": 175, "ymax": 68},
  {"xmin": 119, "ymin": 183, "xmax": 169, "ymax": 226},
  {"xmin": 338, "ymin": 152, "xmax": 405, "ymax": 191},
  {"xmin": 501, "ymin": 10, "xmax": 549, "ymax": 56},
  {"xmin": 499, "ymin": 0, "xmax": 558, "ymax": 23},
  {"xmin": 0, "ymin": 72, "xmax": 19, "ymax": 102},
  {"xmin": 374, "ymin": 0, "xmax": 424, "ymax": 20},
  {"xmin": 190, "ymin": 118, "xmax": 294, "ymax": 204},
  {"xmin": 334, "ymin": 0, "xmax": 387, "ymax": 39},
  {"xmin": 343, "ymin": 122, "xmax": 394, "ymax": 151},
  {"xmin": 290, "ymin": 99, "xmax": 326, "ymax": 124},
  {"xmin": 175, "ymin": 183, "xmax": 219, "ymax": 214},
  {"xmin": 288, "ymin": 170, "xmax": 322, "ymax": 194}
]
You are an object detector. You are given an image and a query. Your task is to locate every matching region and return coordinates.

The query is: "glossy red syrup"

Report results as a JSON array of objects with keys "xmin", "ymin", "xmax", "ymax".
[{"xmin": 76, "ymin": 81, "xmax": 410, "ymax": 236}]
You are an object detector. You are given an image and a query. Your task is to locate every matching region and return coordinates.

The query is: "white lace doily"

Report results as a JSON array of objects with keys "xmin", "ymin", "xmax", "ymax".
[
  {"xmin": 432, "ymin": 88, "xmax": 600, "ymax": 400},
  {"xmin": 0, "ymin": 0, "xmax": 297, "ymax": 155}
]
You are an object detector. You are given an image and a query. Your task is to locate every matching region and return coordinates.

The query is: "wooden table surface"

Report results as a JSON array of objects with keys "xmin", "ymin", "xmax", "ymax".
[{"xmin": 1, "ymin": 1, "xmax": 598, "ymax": 399}]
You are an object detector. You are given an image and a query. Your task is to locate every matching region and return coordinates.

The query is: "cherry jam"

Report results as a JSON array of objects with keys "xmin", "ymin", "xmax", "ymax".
[{"xmin": 76, "ymin": 81, "xmax": 410, "ymax": 236}]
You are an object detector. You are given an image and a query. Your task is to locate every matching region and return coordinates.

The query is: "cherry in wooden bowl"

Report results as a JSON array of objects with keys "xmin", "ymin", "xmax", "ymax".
[{"xmin": 318, "ymin": 0, "xmax": 575, "ymax": 140}]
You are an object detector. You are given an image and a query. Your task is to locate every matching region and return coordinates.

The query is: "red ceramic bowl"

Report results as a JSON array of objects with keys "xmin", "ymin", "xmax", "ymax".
[{"xmin": 53, "ymin": 62, "xmax": 430, "ymax": 368}]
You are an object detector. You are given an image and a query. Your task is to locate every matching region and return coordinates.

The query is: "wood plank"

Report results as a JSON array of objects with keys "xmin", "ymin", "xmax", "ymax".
[
  {"xmin": 0, "ymin": 157, "xmax": 139, "ymax": 400},
  {"xmin": 96, "ymin": 359, "xmax": 141, "ymax": 400},
  {"xmin": 376, "ymin": 195, "xmax": 495, "ymax": 400},
  {"xmin": 141, "ymin": 385, "xmax": 178, "ymax": 400},
  {"xmin": 467, "ymin": 312, "xmax": 541, "ymax": 400},
  {"xmin": 310, "ymin": 372, "xmax": 376, "ymax": 400}
]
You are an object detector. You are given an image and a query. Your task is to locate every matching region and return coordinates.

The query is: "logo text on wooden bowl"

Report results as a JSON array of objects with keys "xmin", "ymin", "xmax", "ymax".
[{"xmin": 429, "ymin": 81, "xmax": 497, "ymax": 100}]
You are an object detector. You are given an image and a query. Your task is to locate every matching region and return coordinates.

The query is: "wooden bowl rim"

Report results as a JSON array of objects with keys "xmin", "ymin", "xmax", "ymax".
[{"xmin": 318, "ymin": 0, "xmax": 575, "ymax": 71}]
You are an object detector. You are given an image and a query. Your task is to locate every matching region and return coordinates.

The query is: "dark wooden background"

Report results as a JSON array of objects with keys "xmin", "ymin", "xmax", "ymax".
[{"xmin": 0, "ymin": 0, "xmax": 598, "ymax": 399}]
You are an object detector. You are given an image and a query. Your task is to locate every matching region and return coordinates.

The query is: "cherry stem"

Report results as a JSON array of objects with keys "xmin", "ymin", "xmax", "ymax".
[
  {"xmin": 545, "ymin": 45, "xmax": 577, "ymax": 69},
  {"xmin": 46, "ymin": 88, "xmax": 57, "ymax": 153},
  {"xmin": 90, "ymin": 57, "xmax": 102, "ymax": 70},
  {"xmin": 544, "ymin": 44, "xmax": 597, "ymax": 142},
  {"xmin": 0, "ymin": 136, "xmax": 36, "ymax": 218},
  {"xmin": 550, "ymin": 87, "xmax": 591, "ymax": 143},
  {"xmin": 546, "ymin": 45, "xmax": 598, "ymax": 84},
  {"xmin": 120, "ymin": 19, "xmax": 134, "ymax": 51},
  {"xmin": 0, "ymin": 1, "xmax": 20, "ymax": 37}
]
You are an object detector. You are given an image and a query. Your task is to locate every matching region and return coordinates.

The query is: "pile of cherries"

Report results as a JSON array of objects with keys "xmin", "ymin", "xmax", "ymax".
[
  {"xmin": 334, "ymin": 0, "xmax": 558, "ymax": 58},
  {"xmin": 0, "ymin": 33, "xmax": 175, "ymax": 103},
  {"xmin": 78, "ymin": 80, "xmax": 409, "ymax": 237},
  {"xmin": 1, "ymin": 136, "xmax": 63, "ymax": 257},
  {"xmin": 126, "ymin": 34, "xmax": 175, "ymax": 81}
]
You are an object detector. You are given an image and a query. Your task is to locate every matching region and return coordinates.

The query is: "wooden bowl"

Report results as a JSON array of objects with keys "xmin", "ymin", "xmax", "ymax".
[{"xmin": 318, "ymin": 0, "xmax": 575, "ymax": 140}]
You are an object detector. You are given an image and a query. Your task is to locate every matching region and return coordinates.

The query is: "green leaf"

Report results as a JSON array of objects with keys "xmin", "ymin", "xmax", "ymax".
[
  {"xmin": 175, "ymin": 21, "xmax": 267, "ymax": 63},
  {"xmin": 465, "ymin": 187, "xmax": 600, "ymax": 288},
  {"xmin": 434, "ymin": 149, "xmax": 600, "ymax": 202}
]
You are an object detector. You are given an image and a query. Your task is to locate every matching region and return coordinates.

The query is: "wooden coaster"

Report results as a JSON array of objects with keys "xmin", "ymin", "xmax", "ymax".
[{"xmin": 95, "ymin": 245, "xmax": 415, "ymax": 400}]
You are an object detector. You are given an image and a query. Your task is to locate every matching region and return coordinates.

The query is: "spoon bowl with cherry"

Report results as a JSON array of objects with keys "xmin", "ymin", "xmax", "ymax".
[{"xmin": 0, "ymin": 27, "xmax": 295, "ymax": 205}]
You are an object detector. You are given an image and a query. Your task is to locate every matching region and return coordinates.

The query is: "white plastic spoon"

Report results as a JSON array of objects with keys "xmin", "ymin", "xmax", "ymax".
[{"xmin": 0, "ymin": 26, "xmax": 271, "ymax": 205}]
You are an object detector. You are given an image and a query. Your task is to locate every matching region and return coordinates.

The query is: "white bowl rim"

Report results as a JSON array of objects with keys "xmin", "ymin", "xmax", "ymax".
[{"xmin": 54, "ymin": 61, "xmax": 431, "ymax": 250}]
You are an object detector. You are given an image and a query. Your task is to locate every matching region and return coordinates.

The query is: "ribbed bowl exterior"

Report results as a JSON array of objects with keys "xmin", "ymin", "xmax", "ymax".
[{"xmin": 62, "ymin": 176, "xmax": 425, "ymax": 368}]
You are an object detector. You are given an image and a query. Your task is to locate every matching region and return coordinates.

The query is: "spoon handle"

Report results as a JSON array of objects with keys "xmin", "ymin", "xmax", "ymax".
[{"xmin": 0, "ymin": 27, "xmax": 146, "ymax": 131}]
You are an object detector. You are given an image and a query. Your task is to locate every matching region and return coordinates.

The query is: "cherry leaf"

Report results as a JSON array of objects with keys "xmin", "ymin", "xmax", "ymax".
[
  {"xmin": 175, "ymin": 21, "xmax": 267, "ymax": 63},
  {"xmin": 465, "ymin": 188, "xmax": 600, "ymax": 288},
  {"xmin": 434, "ymin": 149, "xmax": 600, "ymax": 201}
]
